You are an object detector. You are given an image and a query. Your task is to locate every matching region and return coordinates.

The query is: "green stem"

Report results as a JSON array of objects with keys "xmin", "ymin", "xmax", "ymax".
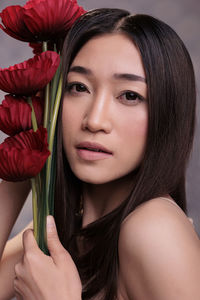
[
  {"xmin": 54, "ymin": 43, "xmax": 57, "ymax": 53},
  {"xmin": 43, "ymin": 83, "xmax": 50, "ymax": 128},
  {"xmin": 50, "ymin": 63, "xmax": 61, "ymax": 120},
  {"xmin": 42, "ymin": 41, "xmax": 47, "ymax": 52},
  {"xmin": 31, "ymin": 178, "xmax": 38, "ymax": 243},
  {"xmin": 28, "ymin": 97, "xmax": 38, "ymax": 131},
  {"xmin": 48, "ymin": 130, "xmax": 57, "ymax": 215},
  {"xmin": 49, "ymin": 76, "xmax": 63, "ymax": 152},
  {"xmin": 35, "ymin": 173, "xmax": 41, "ymax": 197},
  {"xmin": 45, "ymin": 76, "xmax": 62, "ymax": 205},
  {"xmin": 42, "ymin": 41, "xmax": 50, "ymax": 129}
]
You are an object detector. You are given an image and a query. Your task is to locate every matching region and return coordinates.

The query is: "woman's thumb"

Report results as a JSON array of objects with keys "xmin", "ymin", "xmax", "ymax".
[{"xmin": 46, "ymin": 215, "xmax": 65, "ymax": 263}]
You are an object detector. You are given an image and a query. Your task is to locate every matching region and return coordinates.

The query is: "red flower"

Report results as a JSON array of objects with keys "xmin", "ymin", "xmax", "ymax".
[
  {"xmin": 24, "ymin": 0, "xmax": 86, "ymax": 40},
  {"xmin": 0, "ymin": 51, "xmax": 60, "ymax": 95},
  {"xmin": 0, "ymin": 94, "xmax": 44, "ymax": 136},
  {"xmin": 0, "ymin": 5, "xmax": 35, "ymax": 42},
  {"xmin": 0, "ymin": 127, "xmax": 50, "ymax": 181},
  {"xmin": 29, "ymin": 41, "xmax": 54, "ymax": 55},
  {"xmin": 0, "ymin": 0, "xmax": 86, "ymax": 42},
  {"xmin": 29, "ymin": 42, "xmax": 43, "ymax": 55}
]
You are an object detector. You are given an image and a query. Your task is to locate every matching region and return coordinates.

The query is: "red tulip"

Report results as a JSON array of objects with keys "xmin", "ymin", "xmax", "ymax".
[
  {"xmin": 0, "ymin": 51, "xmax": 60, "ymax": 95},
  {"xmin": 0, "ymin": 127, "xmax": 50, "ymax": 181},
  {"xmin": 0, "ymin": 0, "xmax": 86, "ymax": 42},
  {"xmin": 0, "ymin": 94, "xmax": 44, "ymax": 136}
]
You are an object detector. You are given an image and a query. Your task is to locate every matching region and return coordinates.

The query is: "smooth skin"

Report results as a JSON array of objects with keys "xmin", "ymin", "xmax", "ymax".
[
  {"xmin": 0, "ymin": 180, "xmax": 31, "ymax": 300},
  {"xmin": 14, "ymin": 217, "xmax": 82, "ymax": 300},
  {"xmin": 0, "ymin": 33, "xmax": 200, "ymax": 300},
  {"xmin": 62, "ymin": 33, "xmax": 148, "ymax": 225}
]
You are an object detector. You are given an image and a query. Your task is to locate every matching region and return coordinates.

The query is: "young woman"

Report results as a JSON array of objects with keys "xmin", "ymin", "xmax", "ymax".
[{"xmin": 0, "ymin": 8, "xmax": 200, "ymax": 300}]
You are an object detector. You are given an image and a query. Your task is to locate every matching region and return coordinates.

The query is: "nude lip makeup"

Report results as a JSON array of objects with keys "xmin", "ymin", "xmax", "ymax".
[{"xmin": 76, "ymin": 141, "xmax": 113, "ymax": 161}]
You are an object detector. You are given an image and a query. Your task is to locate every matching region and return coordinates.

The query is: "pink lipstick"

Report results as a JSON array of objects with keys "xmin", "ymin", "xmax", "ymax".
[{"xmin": 76, "ymin": 141, "xmax": 113, "ymax": 161}]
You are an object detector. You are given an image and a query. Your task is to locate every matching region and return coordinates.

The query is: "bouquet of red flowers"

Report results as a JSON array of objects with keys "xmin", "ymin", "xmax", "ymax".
[{"xmin": 0, "ymin": 0, "xmax": 86, "ymax": 254}]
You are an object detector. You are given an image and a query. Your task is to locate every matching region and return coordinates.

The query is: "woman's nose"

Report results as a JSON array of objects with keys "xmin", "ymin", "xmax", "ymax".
[{"xmin": 82, "ymin": 93, "xmax": 112, "ymax": 133}]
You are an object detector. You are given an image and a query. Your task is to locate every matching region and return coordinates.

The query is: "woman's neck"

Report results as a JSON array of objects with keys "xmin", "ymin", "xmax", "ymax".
[{"xmin": 81, "ymin": 174, "xmax": 134, "ymax": 227}]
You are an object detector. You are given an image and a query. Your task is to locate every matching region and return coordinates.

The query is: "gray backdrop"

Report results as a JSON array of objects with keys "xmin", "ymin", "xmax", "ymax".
[{"xmin": 0, "ymin": 0, "xmax": 199, "ymax": 238}]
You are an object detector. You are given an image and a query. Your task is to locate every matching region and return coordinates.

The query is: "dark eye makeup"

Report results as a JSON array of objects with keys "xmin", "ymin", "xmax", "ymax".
[
  {"xmin": 65, "ymin": 82, "xmax": 89, "ymax": 93},
  {"xmin": 118, "ymin": 90, "xmax": 145, "ymax": 105},
  {"xmin": 65, "ymin": 82, "xmax": 145, "ymax": 105}
]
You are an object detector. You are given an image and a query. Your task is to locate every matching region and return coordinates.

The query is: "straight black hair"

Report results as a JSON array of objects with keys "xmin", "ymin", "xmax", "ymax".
[{"xmin": 54, "ymin": 8, "xmax": 196, "ymax": 300}]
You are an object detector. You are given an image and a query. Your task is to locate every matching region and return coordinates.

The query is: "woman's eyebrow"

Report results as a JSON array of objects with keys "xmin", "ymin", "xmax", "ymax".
[
  {"xmin": 69, "ymin": 65, "xmax": 92, "ymax": 75},
  {"xmin": 113, "ymin": 73, "xmax": 146, "ymax": 83},
  {"xmin": 69, "ymin": 65, "xmax": 146, "ymax": 83}
]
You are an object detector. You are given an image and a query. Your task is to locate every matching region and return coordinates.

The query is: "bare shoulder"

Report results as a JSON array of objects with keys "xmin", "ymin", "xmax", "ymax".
[{"xmin": 118, "ymin": 198, "xmax": 200, "ymax": 300}]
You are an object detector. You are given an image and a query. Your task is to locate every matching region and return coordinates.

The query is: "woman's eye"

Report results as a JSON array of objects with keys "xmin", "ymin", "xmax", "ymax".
[
  {"xmin": 65, "ymin": 82, "xmax": 89, "ymax": 94},
  {"xmin": 118, "ymin": 91, "xmax": 144, "ymax": 105}
]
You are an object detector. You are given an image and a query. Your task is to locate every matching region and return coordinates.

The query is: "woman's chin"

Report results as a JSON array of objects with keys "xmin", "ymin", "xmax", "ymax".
[{"xmin": 77, "ymin": 176, "xmax": 110, "ymax": 185}]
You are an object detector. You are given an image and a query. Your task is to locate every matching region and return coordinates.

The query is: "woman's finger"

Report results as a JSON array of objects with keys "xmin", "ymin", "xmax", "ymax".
[
  {"xmin": 15, "ymin": 291, "xmax": 23, "ymax": 300},
  {"xmin": 14, "ymin": 283, "xmax": 24, "ymax": 300},
  {"xmin": 22, "ymin": 229, "xmax": 39, "ymax": 254}
]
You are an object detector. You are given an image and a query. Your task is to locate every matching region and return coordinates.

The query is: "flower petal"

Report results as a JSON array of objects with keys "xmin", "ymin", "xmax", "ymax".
[
  {"xmin": 24, "ymin": 0, "xmax": 86, "ymax": 40},
  {"xmin": 29, "ymin": 42, "xmax": 43, "ymax": 55},
  {"xmin": 0, "ymin": 127, "xmax": 50, "ymax": 181},
  {"xmin": 0, "ymin": 0, "xmax": 86, "ymax": 42},
  {"xmin": 0, "ymin": 5, "xmax": 36, "ymax": 42},
  {"xmin": 0, "ymin": 51, "xmax": 60, "ymax": 95},
  {"xmin": 0, "ymin": 94, "xmax": 44, "ymax": 136}
]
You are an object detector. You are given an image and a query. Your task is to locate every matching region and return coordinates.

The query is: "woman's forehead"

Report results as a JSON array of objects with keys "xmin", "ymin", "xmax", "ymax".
[{"xmin": 70, "ymin": 33, "xmax": 146, "ymax": 80}]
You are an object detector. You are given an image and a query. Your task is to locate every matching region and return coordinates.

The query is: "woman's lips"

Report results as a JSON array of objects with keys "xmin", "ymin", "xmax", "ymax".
[{"xmin": 76, "ymin": 141, "xmax": 113, "ymax": 161}]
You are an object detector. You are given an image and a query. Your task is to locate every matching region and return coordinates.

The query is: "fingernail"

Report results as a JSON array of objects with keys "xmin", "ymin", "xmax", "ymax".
[{"xmin": 47, "ymin": 215, "xmax": 55, "ymax": 232}]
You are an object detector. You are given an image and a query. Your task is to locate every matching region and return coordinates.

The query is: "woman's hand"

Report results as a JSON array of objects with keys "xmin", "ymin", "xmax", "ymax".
[{"xmin": 14, "ymin": 216, "xmax": 82, "ymax": 300}]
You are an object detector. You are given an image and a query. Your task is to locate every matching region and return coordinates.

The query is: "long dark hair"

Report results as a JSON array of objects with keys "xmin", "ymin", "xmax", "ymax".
[{"xmin": 54, "ymin": 8, "xmax": 196, "ymax": 300}]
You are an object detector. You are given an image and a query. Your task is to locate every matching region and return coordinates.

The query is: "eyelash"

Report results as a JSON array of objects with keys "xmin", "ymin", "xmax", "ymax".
[
  {"xmin": 118, "ymin": 90, "xmax": 145, "ymax": 105},
  {"xmin": 65, "ymin": 82, "xmax": 89, "ymax": 94},
  {"xmin": 65, "ymin": 82, "xmax": 145, "ymax": 105}
]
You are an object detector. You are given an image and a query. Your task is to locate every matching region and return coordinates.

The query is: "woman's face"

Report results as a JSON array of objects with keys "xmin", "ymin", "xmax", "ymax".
[{"xmin": 62, "ymin": 33, "xmax": 148, "ymax": 184}]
